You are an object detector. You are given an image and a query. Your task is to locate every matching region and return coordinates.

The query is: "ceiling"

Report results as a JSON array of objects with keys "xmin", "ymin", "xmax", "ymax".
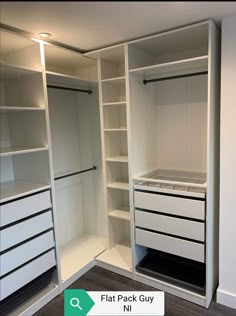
[{"xmin": 1, "ymin": 2, "xmax": 236, "ymax": 52}]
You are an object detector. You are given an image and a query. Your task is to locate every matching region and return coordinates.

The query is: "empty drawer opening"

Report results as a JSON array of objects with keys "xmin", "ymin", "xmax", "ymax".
[{"xmin": 136, "ymin": 248, "xmax": 206, "ymax": 295}]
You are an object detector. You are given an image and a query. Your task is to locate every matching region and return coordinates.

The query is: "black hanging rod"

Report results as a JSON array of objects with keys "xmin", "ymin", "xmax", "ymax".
[
  {"xmin": 54, "ymin": 166, "xmax": 97, "ymax": 181},
  {"xmin": 143, "ymin": 71, "xmax": 208, "ymax": 85},
  {"xmin": 47, "ymin": 85, "xmax": 92, "ymax": 94}
]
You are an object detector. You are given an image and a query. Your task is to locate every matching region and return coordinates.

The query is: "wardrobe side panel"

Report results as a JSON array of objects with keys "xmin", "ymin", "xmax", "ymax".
[
  {"xmin": 47, "ymin": 88, "xmax": 85, "ymax": 246},
  {"xmin": 77, "ymin": 90, "xmax": 106, "ymax": 237}
]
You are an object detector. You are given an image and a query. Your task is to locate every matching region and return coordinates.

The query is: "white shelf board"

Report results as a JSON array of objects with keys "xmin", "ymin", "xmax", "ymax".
[
  {"xmin": 107, "ymin": 181, "xmax": 129, "ymax": 191},
  {"xmin": 0, "ymin": 180, "xmax": 51, "ymax": 203},
  {"xmin": 106, "ymin": 156, "xmax": 128, "ymax": 163},
  {"xmin": 46, "ymin": 71, "xmax": 97, "ymax": 88},
  {"xmin": 96, "ymin": 242, "xmax": 132, "ymax": 272},
  {"xmin": 0, "ymin": 106, "xmax": 45, "ymax": 113},
  {"xmin": 60, "ymin": 234, "xmax": 106, "ymax": 283},
  {"xmin": 103, "ymin": 101, "xmax": 126, "ymax": 106},
  {"xmin": 104, "ymin": 128, "xmax": 127, "ymax": 132},
  {"xmin": 0, "ymin": 146, "xmax": 48, "ymax": 157},
  {"xmin": 0, "ymin": 62, "xmax": 41, "ymax": 79},
  {"xmin": 108, "ymin": 208, "xmax": 130, "ymax": 221},
  {"xmin": 102, "ymin": 76, "xmax": 126, "ymax": 83},
  {"xmin": 129, "ymin": 55, "xmax": 208, "ymax": 78}
]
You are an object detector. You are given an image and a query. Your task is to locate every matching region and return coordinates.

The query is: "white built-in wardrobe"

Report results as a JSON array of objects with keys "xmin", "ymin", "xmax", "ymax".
[{"xmin": 0, "ymin": 19, "xmax": 220, "ymax": 315}]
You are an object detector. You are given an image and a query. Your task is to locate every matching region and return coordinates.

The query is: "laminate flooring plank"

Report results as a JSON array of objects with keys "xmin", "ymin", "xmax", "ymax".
[{"xmin": 35, "ymin": 266, "xmax": 236, "ymax": 316}]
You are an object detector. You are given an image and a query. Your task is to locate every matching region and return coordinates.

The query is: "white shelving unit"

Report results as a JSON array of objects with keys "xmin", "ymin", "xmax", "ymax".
[
  {"xmin": 128, "ymin": 20, "xmax": 220, "ymax": 307},
  {"xmin": 87, "ymin": 44, "xmax": 133, "ymax": 276}
]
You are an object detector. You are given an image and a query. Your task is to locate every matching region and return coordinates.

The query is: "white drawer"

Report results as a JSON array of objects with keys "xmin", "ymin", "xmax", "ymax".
[
  {"xmin": 0, "ymin": 230, "xmax": 55, "ymax": 276},
  {"xmin": 1, "ymin": 191, "xmax": 51, "ymax": 227},
  {"xmin": 136, "ymin": 228, "xmax": 205, "ymax": 262},
  {"xmin": 135, "ymin": 210, "xmax": 205, "ymax": 241},
  {"xmin": 0, "ymin": 211, "xmax": 53, "ymax": 252},
  {"xmin": 134, "ymin": 190, "xmax": 205, "ymax": 220},
  {"xmin": 0, "ymin": 249, "xmax": 56, "ymax": 300}
]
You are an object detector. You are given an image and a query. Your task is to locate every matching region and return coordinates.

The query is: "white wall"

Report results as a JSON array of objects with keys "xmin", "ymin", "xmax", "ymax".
[{"xmin": 217, "ymin": 15, "xmax": 236, "ymax": 310}]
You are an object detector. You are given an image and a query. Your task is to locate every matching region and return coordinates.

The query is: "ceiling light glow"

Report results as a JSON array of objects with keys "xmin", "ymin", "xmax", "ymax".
[{"xmin": 38, "ymin": 32, "xmax": 52, "ymax": 39}]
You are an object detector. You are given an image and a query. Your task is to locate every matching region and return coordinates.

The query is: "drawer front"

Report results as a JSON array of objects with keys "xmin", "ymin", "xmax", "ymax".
[
  {"xmin": 136, "ymin": 228, "xmax": 205, "ymax": 262},
  {"xmin": 134, "ymin": 190, "xmax": 205, "ymax": 220},
  {"xmin": 0, "ymin": 230, "xmax": 55, "ymax": 276},
  {"xmin": 0, "ymin": 249, "xmax": 56, "ymax": 300},
  {"xmin": 1, "ymin": 191, "xmax": 51, "ymax": 227},
  {"xmin": 0, "ymin": 211, "xmax": 53, "ymax": 252},
  {"xmin": 135, "ymin": 210, "xmax": 205, "ymax": 241}
]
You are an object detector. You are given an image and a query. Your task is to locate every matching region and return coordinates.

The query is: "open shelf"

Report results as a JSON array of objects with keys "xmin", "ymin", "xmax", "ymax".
[
  {"xmin": 108, "ymin": 208, "xmax": 130, "ymax": 221},
  {"xmin": 0, "ymin": 180, "xmax": 51, "ymax": 204},
  {"xmin": 96, "ymin": 241, "xmax": 132, "ymax": 272},
  {"xmin": 106, "ymin": 156, "xmax": 128, "ymax": 163},
  {"xmin": 0, "ymin": 62, "xmax": 41, "ymax": 80},
  {"xmin": 104, "ymin": 128, "xmax": 127, "ymax": 132},
  {"xmin": 102, "ymin": 76, "xmax": 126, "ymax": 83},
  {"xmin": 0, "ymin": 146, "xmax": 48, "ymax": 157},
  {"xmin": 103, "ymin": 101, "xmax": 126, "ymax": 106},
  {"xmin": 0, "ymin": 106, "xmax": 45, "ymax": 112},
  {"xmin": 129, "ymin": 56, "xmax": 208, "ymax": 78},
  {"xmin": 107, "ymin": 181, "xmax": 129, "ymax": 191},
  {"xmin": 60, "ymin": 234, "xmax": 106, "ymax": 284},
  {"xmin": 102, "ymin": 80, "xmax": 126, "ymax": 104},
  {"xmin": 46, "ymin": 71, "xmax": 97, "ymax": 88}
]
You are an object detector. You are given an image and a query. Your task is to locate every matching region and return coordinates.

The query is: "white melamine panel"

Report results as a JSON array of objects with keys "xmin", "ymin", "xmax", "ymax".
[
  {"xmin": 47, "ymin": 88, "xmax": 81, "ymax": 176},
  {"xmin": 2, "ymin": 73, "xmax": 45, "ymax": 108},
  {"xmin": 155, "ymin": 75, "xmax": 207, "ymax": 172},
  {"xmin": 76, "ymin": 90, "xmax": 105, "ymax": 237},
  {"xmin": 102, "ymin": 80, "xmax": 126, "ymax": 103},
  {"xmin": 55, "ymin": 176, "xmax": 84, "ymax": 247},
  {"xmin": 136, "ymin": 228, "xmax": 204, "ymax": 262},
  {"xmin": 128, "ymin": 22, "xmax": 208, "ymax": 69},
  {"xmin": 60, "ymin": 234, "xmax": 106, "ymax": 283},
  {"xmin": 0, "ymin": 190, "xmax": 51, "ymax": 226},
  {"xmin": 44, "ymin": 44, "xmax": 97, "ymax": 80},
  {"xmin": 0, "ymin": 211, "xmax": 53, "ymax": 251},
  {"xmin": 0, "ymin": 249, "xmax": 56, "ymax": 300},
  {"xmin": 0, "ymin": 180, "xmax": 50, "ymax": 204},
  {"xmin": 129, "ymin": 56, "xmax": 208, "ymax": 77},
  {"xmin": 135, "ymin": 210, "xmax": 205, "ymax": 241},
  {"xmin": 105, "ymin": 132, "xmax": 128, "ymax": 159},
  {"xmin": 106, "ymin": 162, "xmax": 129, "ymax": 185},
  {"xmin": 134, "ymin": 191, "xmax": 205, "ymax": 220},
  {"xmin": 101, "ymin": 59, "xmax": 125, "ymax": 80},
  {"xmin": 129, "ymin": 74, "xmax": 157, "ymax": 176},
  {"xmin": 6, "ymin": 111, "xmax": 48, "ymax": 149},
  {"xmin": 12, "ymin": 150, "xmax": 51, "ymax": 185},
  {"xmin": 107, "ymin": 189, "xmax": 129, "ymax": 214},
  {"xmin": 103, "ymin": 104, "xmax": 127, "ymax": 129},
  {"xmin": 96, "ymin": 243, "xmax": 132, "ymax": 272},
  {"xmin": 0, "ymin": 230, "xmax": 55, "ymax": 276}
]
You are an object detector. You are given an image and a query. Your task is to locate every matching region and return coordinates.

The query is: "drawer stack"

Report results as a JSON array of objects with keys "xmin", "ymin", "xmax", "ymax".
[
  {"xmin": 134, "ymin": 189, "xmax": 206, "ymax": 294},
  {"xmin": 0, "ymin": 190, "xmax": 56, "ymax": 301}
]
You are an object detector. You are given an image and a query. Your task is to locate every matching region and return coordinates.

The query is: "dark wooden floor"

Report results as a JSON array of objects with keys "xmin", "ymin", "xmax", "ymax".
[{"xmin": 35, "ymin": 266, "xmax": 236, "ymax": 316}]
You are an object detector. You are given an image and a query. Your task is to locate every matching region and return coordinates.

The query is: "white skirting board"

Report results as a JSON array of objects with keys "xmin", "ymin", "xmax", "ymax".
[{"xmin": 217, "ymin": 288, "xmax": 236, "ymax": 310}]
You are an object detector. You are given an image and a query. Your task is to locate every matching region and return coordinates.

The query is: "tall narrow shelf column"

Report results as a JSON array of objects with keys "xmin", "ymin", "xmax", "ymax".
[{"xmin": 86, "ymin": 45, "xmax": 133, "ymax": 277}]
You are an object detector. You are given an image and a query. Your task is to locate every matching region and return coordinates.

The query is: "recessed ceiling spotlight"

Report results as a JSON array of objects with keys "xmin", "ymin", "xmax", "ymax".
[{"xmin": 38, "ymin": 32, "xmax": 52, "ymax": 39}]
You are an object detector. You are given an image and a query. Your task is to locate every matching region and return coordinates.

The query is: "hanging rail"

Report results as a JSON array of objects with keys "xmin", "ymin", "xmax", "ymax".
[
  {"xmin": 54, "ymin": 166, "xmax": 97, "ymax": 181},
  {"xmin": 143, "ymin": 71, "xmax": 208, "ymax": 85},
  {"xmin": 47, "ymin": 84, "xmax": 92, "ymax": 94}
]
